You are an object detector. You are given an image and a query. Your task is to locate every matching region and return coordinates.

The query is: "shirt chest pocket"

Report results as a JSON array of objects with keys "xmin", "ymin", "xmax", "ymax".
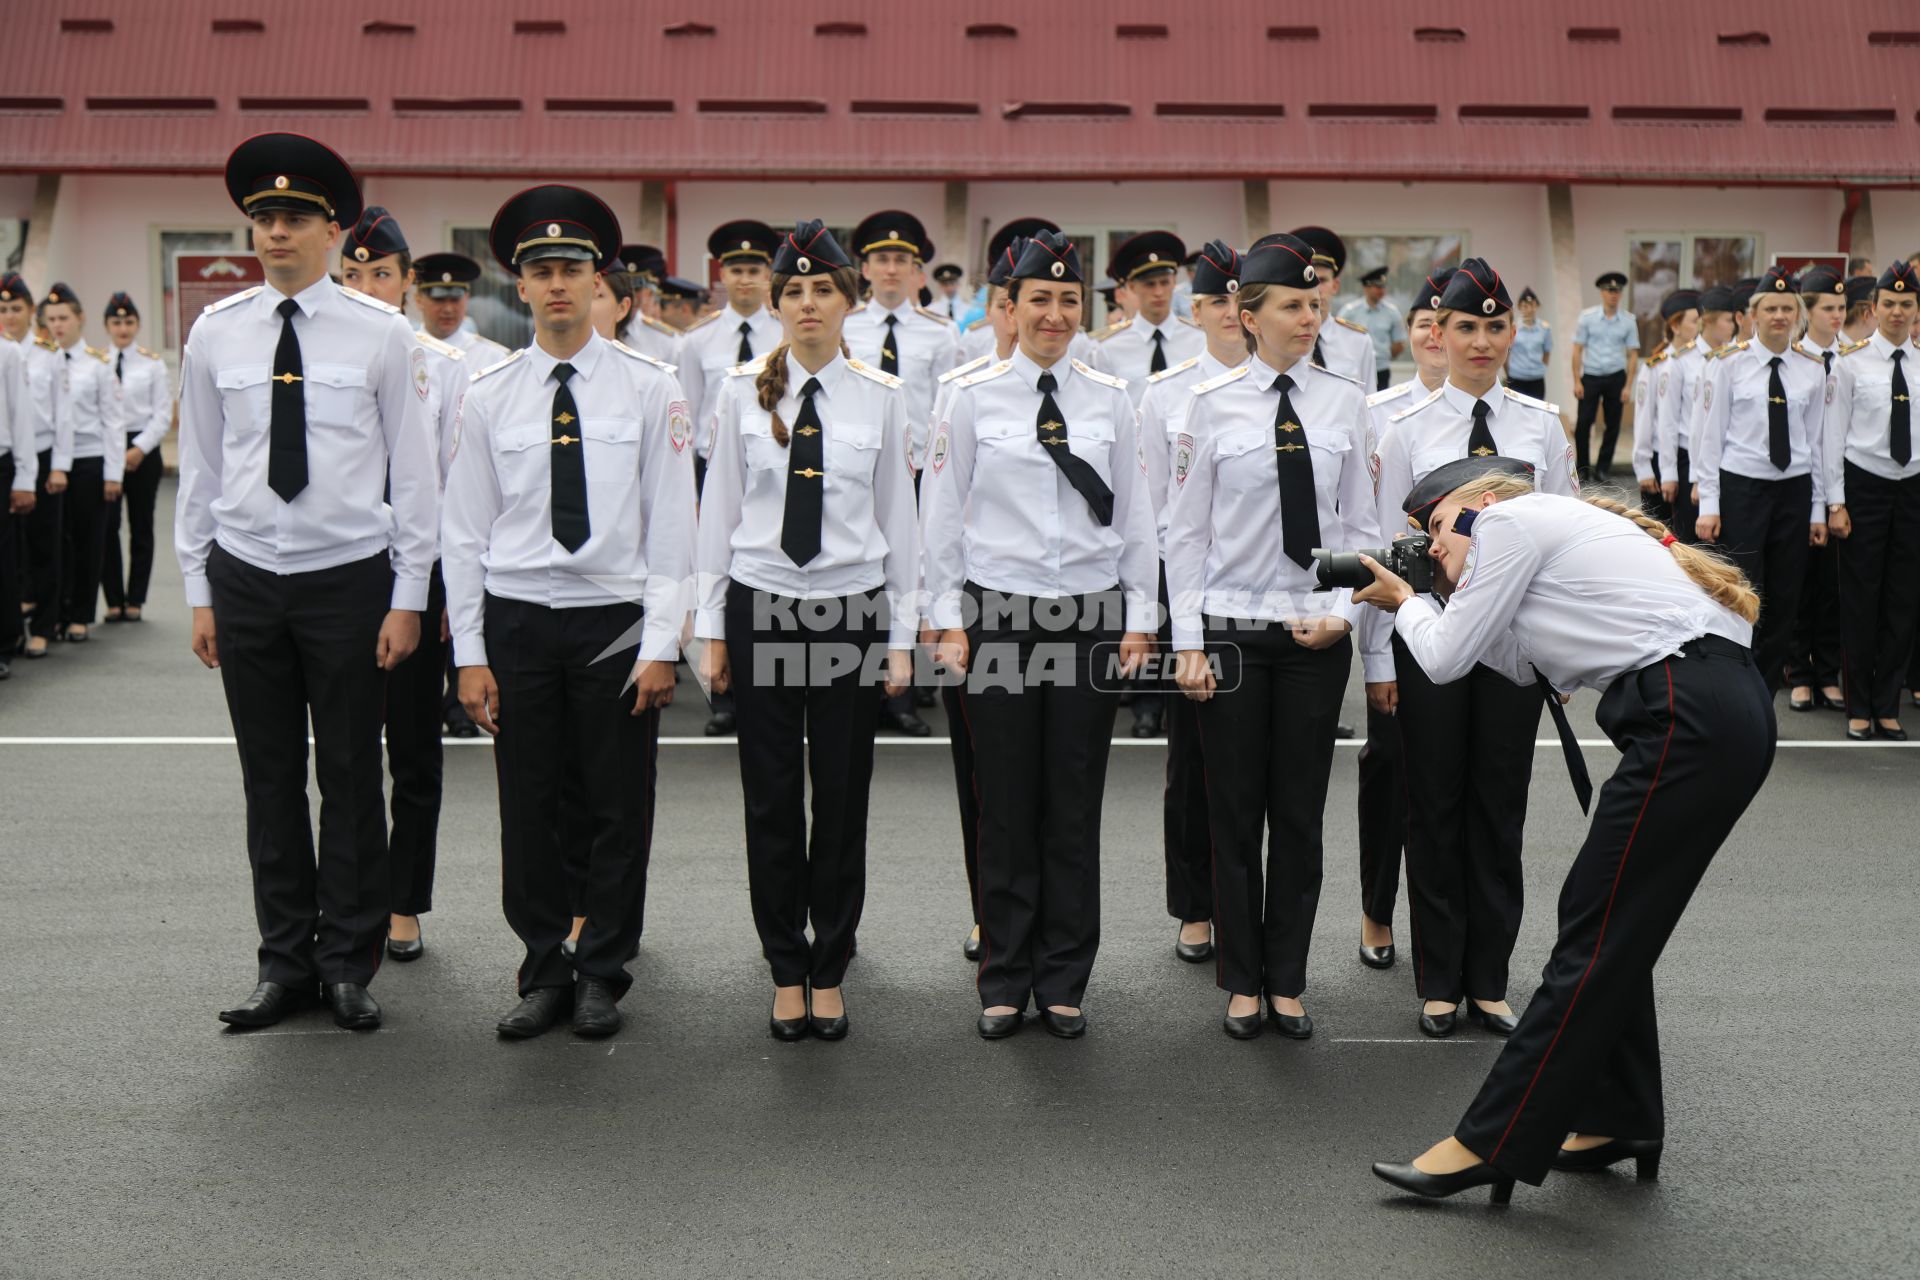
[
  {"xmin": 739, "ymin": 411, "xmax": 787, "ymax": 473},
  {"xmin": 1852, "ymin": 371, "xmax": 1892, "ymax": 419},
  {"xmin": 214, "ymin": 365, "xmax": 272, "ymax": 435},
  {"xmin": 1057, "ymin": 414, "xmax": 1114, "ymax": 479},
  {"xmin": 1215, "ymin": 425, "xmax": 1275, "ymax": 492},
  {"xmin": 580, "ymin": 417, "xmax": 640, "ymax": 485},
  {"xmin": 827, "ymin": 422, "xmax": 882, "ymax": 489},
  {"xmin": 492, "ymin": 421, "xmax": 550, "ymax": 487},
  {"xmin": 302, "ymin": 364, "xmax": 369, "ymax": 431}
]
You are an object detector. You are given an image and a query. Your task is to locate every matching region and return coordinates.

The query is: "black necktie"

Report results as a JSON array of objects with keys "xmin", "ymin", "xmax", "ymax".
[
  {"xmin": 780, "ymin": 376, "xmax": 825, "ymax": 565},
  {"xmin": 737, "ymin": 321, "xmax": 753, "ymax": 365},
  {"xmin": 1892, "ymin": 350, "xmax": 1911, "ymax": 466},
  {"xmin": 1766, "ymin": 355, "xmax": 1791, "ymax": 471},
  {"xmin": 549, "ymin": 362, "xmax": 589, "ymax": 552},
  {"xmin": 1035, "ymin": 370, "xmax": 1113, "ymax": 525},
  {"xmin": 268, "ymin": 298, "xmax": 308, "ymax": 502},
  {"xmin": 115, "ymin": 350, "xmax": 124, "ymax": 382},
  {"xmin": 1822, "ymin": 349, "xmax": 1834, "ymax": 375},
  {"xmin": 1271, "ymin": 374, "xmax": 1320, "ymax": 569},
  {"xmin": 1150, "ymin": 328, "xmax": 1167, "ymax": 374},
  {"xmin": 1467, "ymin": 399, "xmax": 1497, "ymax": 457},
  {"xmin": 1536, "ymin": 668, "xmax": 1594, "ymax": 814},
  {"xmin": 882, "ymin": 314, "xmax": 899, "ymax": 375},
  {"xmin": 1311, "ymin": 334, "xmax": 1326, "ymax": 368}
]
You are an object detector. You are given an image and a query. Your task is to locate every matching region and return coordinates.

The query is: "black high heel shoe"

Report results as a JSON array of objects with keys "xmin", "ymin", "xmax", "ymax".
[
  {"xmin": 1419, "ymin": 1004, "xmax": 1459, "ymax": 1038},
  {"xmin": 1265, "ymin": 1001, "xmax": 1312, "ymax": 1039},
  {"xmin": 1358, "ymin": 943, "xmax": 1395, "ymax": 970},
  {"xmin": 809, "ymin": 992, "xmax": 849, "ymax": 1041},
  {"xmin": 1466, "ymin": 1003, "xmax": 1518, "ymax": 1036},
  {"xmin": 769, "ymin": 991, "xmax": 809, "ymax": 1042},
  {"xmin": 1222, "ymin": 997, "xmax": 1263, "ymax": 1040},
  {"xmin": 1372, "ymin": 1160, "xmax": 1514, "ymax": 1203},
  {"xmin": 962, "ymin": 929, "xmax": 982, "ymax": 962},
  {"xmin": 1552, "ymin": 1137, "xmax": 1662, "ymax": 1180}
]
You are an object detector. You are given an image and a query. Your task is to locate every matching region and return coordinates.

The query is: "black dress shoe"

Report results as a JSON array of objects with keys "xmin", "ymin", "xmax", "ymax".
[
  {"xmin": 809, "ymin": 1006, "xmax": 849, "ymax": 1041},
  {"xmin": 962, "ymin": 930, "xmax": 982, "ymax": 962},
  {"xmin": 446, "ymin": 717, "xmax": 479, "ymax": 740},
  {"xmin": 1467, "ymin": 1003, "xmax": 1519, "ymax": 1036},
  {"xmin": 386, "ymin": 928, "xmax": 424, "ymax": 962},
  {"xmin": 705, "ymin": 711, "xmax": 736, "ymax": 736},
  {"xmin": 1174, "ymin": 929, "xmax": 1214, "ymax": 963},
  {"xmin": 1130, "ymin": 706, "xmax": 1163, "ymax": 738},
  {"xmin": 1552, "ymin": 1137, "xmax": 1663, "ymax": 1180},
  {"xmin": 324, "ymin": 982, "xmax": 382, "ymax": 1030},
  {"xmin": 1371, "ymin": 1160, "xmax": 1514, "ymax": 1204},
  {"xmin": 496, "ymin": 987, "xmax": 572, "ymax": 1039},
  {"xmin": 977, "ymin": 1010, "xmax": 1024, "ymax": 1039},
  {"xmin": 885, "ymin": 709, "xmax": 932, "ymax": 737},
  {"xmin": 1419, "ymin": 1006, "xmax": 1460, "ymax": 1038},
  {"xmin": 572, "ymin": 978, "xmax": 621, "ymax": 1038},
  {"xmin": 1222, "ymin": 1001, "xmax": 1264, "ymax": 1040},
  {"xmin": 1877, "ymin": 722, "xmax": 1908, "ymax": 741},
  {"xmin": 1266, "ymin": 1005, "xmax": 1313, "ymax": 1039},
  {"xmin": 1358, "ymin": 943, "xmax": 1395, "ymax": 970},
  {"xmin": 1333, "ymin": 722, "xmax": 1355, "ymax": 740},
  {"xmin": 1788, "ymin": 690, "xmax": 1815, "ymax": 712},
  {"xmin": 218, "ymin": 981, "xmax": 315, "ymax": 1028},
  {"xmin": 1039, "ymin": 1008, "xmax": 1087, "ymax": 1038},
  {"xmin": 913, "ymin": 686, "xmax": 937, "ymax": 708},
  {"xmin": 1846, "ymin": 724, "xmax": 1874, "ymax": 741}
]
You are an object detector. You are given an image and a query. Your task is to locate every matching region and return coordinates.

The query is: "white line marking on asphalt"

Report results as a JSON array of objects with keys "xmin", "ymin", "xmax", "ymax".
[
  {"xmin": 1, "ymin": 736, "xmax": 1911, "ymax": 749},
  {"xmin": 228, "ymin": 1028, "xmax": 394, "ymax": 1037},
  {"xmin": 1330, "ymin": 1037, "xmax": 1488, "ymax": 1044}
]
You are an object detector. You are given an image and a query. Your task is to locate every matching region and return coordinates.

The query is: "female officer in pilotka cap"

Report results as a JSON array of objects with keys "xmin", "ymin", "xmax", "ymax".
[
  {"xmin": 1358, "ymin": 454, "xmax": 1772, "ymax": 1204},
  {"xmin": 922, "ymin": 229, "xmax": 1157, "ymax": 1041},
  {"xmin": 442, "ymin": 184, "xmax": 693, "ymax": 1041},
  {"xmin": 1166, "ymin": 232, "xmax": 1379, "ymax": 1039},
  {"xmin": 696, "ymin": 220, "xmax": 919, "ymax": 1041}
]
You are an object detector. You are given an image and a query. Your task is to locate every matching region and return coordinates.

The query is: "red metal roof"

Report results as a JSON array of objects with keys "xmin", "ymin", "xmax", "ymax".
[{"xmin": 7, "ymin": 1, "xmax": 1920, "ymax": 185}]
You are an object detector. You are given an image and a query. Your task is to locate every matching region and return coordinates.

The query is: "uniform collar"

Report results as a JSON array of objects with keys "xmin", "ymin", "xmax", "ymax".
[
  {"xmin": 526, "ymin": 329, "xmax": 606, "ymax": 382},
  {"xmin": 267, "ymin": 274, "xmax": 335, "ymax": 319},
  {"xmin": 1441, "ymin": 377, "xmax": 1501, "ymax": 418},
  {"xmin": 730, "ymin": 304, "xmax": 773, "ymax": 327},
  {"xmin": 1247, "ymin": 352, "xmax": 1303, "ymax": 390},
  {"xmin": 1197, "ymin": 349, "xmax": 1242, "ymax": 380},
  {"xmin": 874, "ymin": 298, "xmax": 914, "ymax": 323},
  {"xmin": 784, "ymin": 349, "xmax": 847, "ymax": 399},
  {"xmin": 1869, "ymin": 329, "xmax": 1915, "ymax": 358},
  {"xmin": 1009, "ymin": 346, "xmax": 1073, "ymax": 389}
]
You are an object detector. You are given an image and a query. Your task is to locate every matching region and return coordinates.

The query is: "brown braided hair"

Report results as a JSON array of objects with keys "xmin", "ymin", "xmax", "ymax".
[
  {"xmin": 755, "ymin": 265, "xmax": 861, "ymax": 446},
  {"xmin": 1442, "ymin": 473, "xmax": 1762, "ymax": 623}
]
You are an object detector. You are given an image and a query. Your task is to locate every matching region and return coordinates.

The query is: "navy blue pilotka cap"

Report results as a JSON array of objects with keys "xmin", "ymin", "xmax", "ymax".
[{"xmin": 1404, "ymin": 455, "xmax": 1537, "ymax": 532}]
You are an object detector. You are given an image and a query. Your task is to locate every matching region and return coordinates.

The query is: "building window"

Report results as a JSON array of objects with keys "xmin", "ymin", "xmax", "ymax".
[
  {"xmin": 1332, "ymin": 231, "xmax": 1470, "ymax": 318},
  {"xmin": 450, "ymin": 227, "xmax": 533, "ymax": 350},
  {"xmin": 1628, "ymin": 232, "xmax": 1761, "ymax": 345}
]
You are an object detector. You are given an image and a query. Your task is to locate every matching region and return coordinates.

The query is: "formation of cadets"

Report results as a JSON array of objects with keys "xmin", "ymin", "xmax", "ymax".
[{"xmin": 6, "ymin": 133, "xmax": 1915, "ymax": 1055}]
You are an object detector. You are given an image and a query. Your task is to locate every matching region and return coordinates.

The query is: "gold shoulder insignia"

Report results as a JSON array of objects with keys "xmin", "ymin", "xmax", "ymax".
[
  {"xmin": 964, "ymin": 316, "xmax": 989, "ymax": 333},
  {"xmin": 726, "ymin": 353, "xmax": 772, "ymax": 378},
  {"xmin": 939, "ymin": 353, "xmax": 992, "ymax": 384},
  {"xmin": 957, "ymin": 359, "xmax": 1014, "ymax": 389},
  {"xmin": 33, "ymin": 336, "xmax": 55, "ymax": 350},
  {"xmin": 683, "ymin": 310, "xmax": 723, "ymax": 331},
  {"xmin": 1791, "ymin": 343, "xmax": 1824, "ymax": 363},
  {"xmin": 847, "ymin": 357, "xmax": 905, "ymax": 388},
  {"xmin": 1146, "ymin": 355, "xmax": 1200, "ymax": 384},
  {"xmin": 414, "ymin": 331, "xmax": 464, "ymax": 359},
  {"xmin": 914, "ymin": 305, "xmax": 956, "ymax": 327},
  {"xmin": 1503, "ymin": 386, "xmax": 1560, "ymax": 415},
  {"xmin": 1192, "ymin": 364, "xmax": 1253, "ymax": 396},
  {"xmin": 86, "ymin": 345, "xmax": 111, "ymax": 362},
  {"xmin": 1093, "ymin": 316, "xmax": 1134, "ymax": 340},
  {"xmin": 642, "ymin": 315, "xmax": 680, "ymax": 336},
  {"xmin": 469, "ymin": 347, "xmax": 526, "ymax": 382},
  {"xmin": 1176, "ymin": 315, "xmax": 1202, "ymax": 329},
  {"xmin": 340, "ymin": 285, "xmax": 400, "ymax": 315},
  {"xmin": 1311, "ymin": 361, "xmax": 1359, "ymax": 386},
  {"xmin": 1071, "ymin": 358, "xmax": 1127, "ymax": 390},
  {"xmin": 136, "ymin": 345, "xmax": 159, "ymax": 359},
  {"xmin": 1389, "ymin": 385, "xmax": 1446, "ymax": 423},
  {"xmin": 1335, "ymin": 316, "xmax": 1369, "ymax": 334},
  {"xmin": 204, "ymin": 286, "xmax": 262, "ymax": 315},
  {"xmin": 1365, "ymin": 381, "xmax": 1414, "ymax": 410},
  {"xmin": 611, "ymin": 339, "xmax": 676, "ymax": 374},
  {"xmin": 1839, "ymin": 339, "xmax": 1871, "ymax": 357}
]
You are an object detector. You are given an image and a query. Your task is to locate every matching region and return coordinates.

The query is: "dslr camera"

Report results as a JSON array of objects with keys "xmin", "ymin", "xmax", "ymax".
[{"xmin": 1313, "ymin": 534, "xmax": 1435, "ymax": 594}]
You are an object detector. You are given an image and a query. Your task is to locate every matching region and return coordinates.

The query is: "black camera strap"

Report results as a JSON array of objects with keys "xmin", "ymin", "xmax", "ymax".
[{"xmin": 1535, "ymin": 666, "xmax": 1593, "ymax": 814}]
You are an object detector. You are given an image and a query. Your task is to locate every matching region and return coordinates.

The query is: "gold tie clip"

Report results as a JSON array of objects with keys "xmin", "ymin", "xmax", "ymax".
[
  {"xmin": 273, "ymin": 372, "xmax": 301, "ymax": 384},
  {"xmin": 1276, "ymin": 442, "xmax": 1305, "ymax": 453},
  {"xmin": 794, "ymin": 467, "xmax": 824, "ymax": 479}
]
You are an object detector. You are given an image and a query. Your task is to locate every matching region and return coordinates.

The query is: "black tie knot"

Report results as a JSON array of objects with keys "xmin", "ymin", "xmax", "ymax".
[
  {"xmin": 1271, "ymin": 373, "xmax": 1294, "ymax": 395},
  {"xmin": 552, "ymin": 362, "xmax": 575, "ymax": 385},
  {"xmin": 800, "ymin": 376, "xmax": 822, "ymax": 399},
  {"xmin": 1037, "ymin": 371, "xmax": 1058, "ymax": 394},
  {"xmin": 1895, "ymin": 350, "xmax": 1906, "ymax": 364},
  {"xmin": 739, "ymin": 321, "xmax": 751, "ymax": 334},
  {"xmin": 1768, "ymin": 355, "xmax": 1782, "ymax": 369},
  {"xmin": 1152, "ymin": 329, "xmax": 1164, "ymax": 343},
  {"xmin": 1472, "ymin": 400, "xmax": 1491, "ymax": 420},
  {"xmin": 276, "ymin": 298, "xmax": 298, "ymax": 320},
  {"xmin": 885, "ymin": 314, "xmax": 898, "ymax": 328}
]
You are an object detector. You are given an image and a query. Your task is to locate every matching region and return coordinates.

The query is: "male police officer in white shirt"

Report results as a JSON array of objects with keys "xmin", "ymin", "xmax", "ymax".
[
  {"xmin": 412, "ymin": 252, "xmax": 512, "ymax": 369},
  {"xmin": 1092, "ymin": 231, "xmax": 1204, "ymax": 406}
]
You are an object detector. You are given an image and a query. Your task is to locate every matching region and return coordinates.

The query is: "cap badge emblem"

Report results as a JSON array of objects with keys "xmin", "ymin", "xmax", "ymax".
[
  {"xmin": 1774, "ymin": 278, "xmax": 1786, "ymax": 291},
  {"xmin": 1303, "ymin": 264, "xmax": 1317, "ymax": 284},
  {"xmin": 441, "ymin": 272, "xmax": 453, "ymax": 282},
  {"xmin": 796, "ymin": 256, "xmax": 811, "ymax": 273},
  {"xmin": 1049, "ymin": 261, "xmax": 1065, "ymax": 279},
  {"xmin": 273, "ymin": 176, "xmax": 289, "ymax": 190},
  {"xmin": 1226, "ymin": 280, "xmax": 1239, "ymax": 293},
  {"xmin": 547, "ymin": 223, "xmax": 561, "ymax": 237},
  {"xmin": 741, "ymin": 240, "xmax": 751, "ymax": 250},
  {"xmin": 1482, "ymin": 298, "xmax": 1497, "ymax": 315},
  {"xmin": 1430, "ymin": 294, "xmax": 1441, "ymax": 308},
  {"xmin": 354, "ymin": 247, "xmax": 369, "ymax": 262}
]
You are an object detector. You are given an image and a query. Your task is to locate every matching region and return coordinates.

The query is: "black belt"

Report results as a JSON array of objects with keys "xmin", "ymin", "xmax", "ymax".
[{"xmin": 1679, "ymin": 633, "xmax": 1749, "ymax": 661}]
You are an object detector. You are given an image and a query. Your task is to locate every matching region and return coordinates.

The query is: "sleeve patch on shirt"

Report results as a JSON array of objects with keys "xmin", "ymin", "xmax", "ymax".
[
  {"xmin": 411, "ymin": 346, "xmax": 430, "ymax": 401},
  {"xmin": 1457, "ymin": 537, "xmax": 1480, "ymax": 591},
  {"xmin": 930, "ymin": 421, "xmax": 951, "ymax": 473},
  {"xmin": 1658, "ymin": 371, "xmax": 1669, "ymax": 398},
  {"xmin": 667, "ymin": 399, "xmax": 691, "ymax": 453},
  {"xmin": 1367, "ymin": 449, "xmax": 1382, "ymax": 494},
  {"xmin": 1565, "ymin": 442, "xmax": 1580, "ymax": 492},
  {"xmin": 1173, "ymin": 433, "xmax": 1194, "ymax": 487},
  {"xmin": 1633, "ymin": 379, "xmax": 1646, "ymax": 407}
]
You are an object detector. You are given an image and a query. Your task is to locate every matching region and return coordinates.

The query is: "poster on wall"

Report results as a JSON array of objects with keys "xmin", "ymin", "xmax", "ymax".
[{"xmin": 173, "ymin": 254, "xmax": 264, "ymax": 350}]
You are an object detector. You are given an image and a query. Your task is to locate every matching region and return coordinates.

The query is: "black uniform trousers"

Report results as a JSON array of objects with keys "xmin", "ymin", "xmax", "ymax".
[
  {"xmin": 1638, "ymin": 458, "xmax": 1673, "ymax": 530},
  {"xmin": 1159, "ymin": 566, "xmax": 1210, "ymax": 924},
  {"xmin": 1393, "ymin": 633, "xmax": 1541, "ymax": 1005},
  {"xmin": 102, "ymin": 444, "xmax": 163, "ymax": 611},
  {"xmin": 0, "ymin": 452, "xmax": 20, "ymax": 655},
  {"xmin": 23, "ymin": 449, "xmax": 64, "ymax": 639},
  {"xmin": 1376, "ymin": 368, "xmax": 1394, "ymax": 392},
  {"xmin": 725, "ymin": 581, "xmax": 886, "ymax": 989},
  {"xmin": 384, "ymin": 561, "xmax": 447, "ymax": 916},
  {"xmin": 1506, "ymin": 377, "xmax": 1547, "ymax": 402},
  {"xmin": 1575, "ymin": 369, "xmax": 1629, "ymax": 478},
  {"xmin": 1670, "ymin": 447, "xmax": 1698, "ymax": 544},
  {"xmin": 59, "ymin": 456, "xmax": 108, "ymax": 628},
  {"xmin": 1716, "ymin": 471, "xmax": 1812, "ymax": 696},
  {"xmin": 208, "ymin": 544, "xmax": 393, "ymax": 988},
  {"xmin": 1785, "ymin": 543, "xmax": 1842, "ymax": 693},
  {"xmin": 1835, "ymin": 464, "xmax": 1920, "ymax": 720},
  {"xmin": 960, "ymin": 585, "xmax": 1121, "ymax": 1011},
  {"xmin": 486, "ymin": 593, "xmax": 660, "ymax": 997},
  {"xmin": 1193, "ymin": 621, "xmax": 1350, "ymax": 998},
  {"xmin": 1356, "ymin": 702, "xmax": 1405, "ymax": 928},
  {"xmin": 1455, "ymin": 637, "xmax": 1774, "ymax": 1185},
  {"xmin": 942, "ymin": 679, "xmax": 982, "ymax": 925}
]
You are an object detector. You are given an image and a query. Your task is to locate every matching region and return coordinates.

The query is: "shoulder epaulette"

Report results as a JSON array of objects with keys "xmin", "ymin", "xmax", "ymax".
[
  {"xmin": 414, "ymin": 330, "xmax": 464, "ymax": 360},
  {"xmin": 726, "ymin": 352, "xmax": 772, "ymax": 378},
  {"xmin": 1191, "ymin": 364, "xmax": 1252, "ymax": 396},
  {"xmin": 33, "ymin": 336, "xmax": 55, "ymax": 350},
  {"xmin": 964, "ymin": 316, "xmax": 989, "ymax": 333},
  {"xmin": 1646, "ymin": 349, "xmax": 1669, "ymax": 366},
  {"xmin": 1072, "ymin": 358, "xmax": 1127, "ymax": 390},
  {"xmin": 914, "ymin": 305, "xmax": 955, "ymax": 327},
  {"xmin": 1791, "ymin": 342, "xmax": 1825, "ymax": 363},
  {"xmin": 1839, "ymin": 339, "xmax": 1871, "ymax": 357},
  {"xmin": 203, "ymin": 286, "xmax": 261, "ymax": 316},
  {"xmin": 1147, "ymin": 355, "xmax": 1201, "ymax": 384},
  {"xmin": 1366, "ymin": 381, "xmax": 1415, "ymax": 410},
  {"xmin": 85, "ymin": 345, "xmax": 111, "ymax": 363},
  {"xmin": 469, "ymin": 347, "xmax": 526, "ymax": 382},
  {"xmin": 1335, "ymin": 316, "xmax": 1368, "ymax": 334},
  {"xmin": 957, "ymin": 359, "xmax": 1014, "ymax": 389},
  {"xmin": 1093, "ymin": 316, "xmax": 1134, "ymax": 340},
  {"xmin": 939, "ymin": 353, "xmax": 993, "ymax": 385},
  {"xmin": 1176, "ymin": 315, "xmax": 1202, "ymax": 329},
  {"xmin": 136, "ymin": 345, "xmax": 159, "ymax": 359},
  {"xmin": 641, "ymin": 315, "xmax": 680, "ymax": 337},
  {"xmin": 1389, "ymin": 385, "xmax": 1447, "ymax": 423},
  {"xmin": 1503, "ymin": 386, "xmax": 1560, "ymax": 415},
  {"xmin": 1309, "ymin": 361, "xmax": 1359, "ymax": 386},
  {"xmin": 610, "ymin": 339, "xmax": 676, "ymax": 374},
  {"xmin": 683, "ymin": 310, "xmax": 723, "ymax": 331},
  {"xmin": 339, "ymin": 285, "xmax": 399, "ymax": 315},
  {"xmin": 847, "ymin": 357, "xmax": 904, "ymax": 387}
]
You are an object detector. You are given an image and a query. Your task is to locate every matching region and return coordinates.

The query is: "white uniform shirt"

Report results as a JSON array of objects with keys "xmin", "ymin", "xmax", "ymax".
[
  {"xmin": 1316, "ymin": 315, "xmax": 1379, "ymax": 390},
  {"xmin": 1693, "ymin": 339, "xmax": 1827, "ymax": 520},
  {"xmin": 1826, "ymin": 330, "xmax": 1920, "ymax": 500},
  {"xmin": 0, "ymin": 339, "xmax": 34, "ymax": 488},
  {"xmin": 1165, "ymin": 356, "xmax": 1379, "ymax": 649},
  {"xmin": 175, "ymin": 277, "xmax": 438, "ymax": 610},
  {"xmin": 694, "ymin": 351, "xmax": 920, "ymax": 648},
  {"xmin": 23, "ymin": 339, "xmax": 76, "ymax": 471},
  {"xmin": 1138, "ymin": 349, "xmax": 1245, "ymax": 555},
  {"xmin": 109, "ymin": 344, "xmax": 173, "ymax": 458},
  {"xmin": 1365, "ymin": 379, "xmax": 1579, "ymax": 681},
  {"xmin": 1365, "ymin": 376, "xmax": 1433, "ymax": 443},
  {"xmin": 1092, "ymin": 314, "xmax": 1206, "ymax": 406},
  {"xmin": 1395, "ymin": 493, "xmax": 1752, "ymax": 693},
  {"xmin": 921, "ymin": 350, "xmax": 1157, "ymax": 632},
  {"xmin": 1629, "ymin": 352, "xmax": 1663, "ymax": 484},
  {"xmin": 618, "ymin": 315, "xmax": 683, "ymax": 366},
  {"xmin": 678, "ymin": 306, "xmax": 785, "ymax": 459},
  {"xmin": 441, "ymin": 331, "xmax": 694, "ymax": 667},
  {"xmin": 1656, "ymin": 337, "xmax": 1709, "ymax": 482},
  {"xmin": 963, "ymin": 319, "xmax": 1094, "ymax": 366},
  {"xmin": 412, "ymin": 331, "xmax": 466, "ymax": 488},
  {"xmin": 55, "ymin": 342, "xmax": 127, "ymax": 480},
  {"xmin": 439, "ymin": 326, "xmax": 512, "ymax": 369},
  {"xmin": 842, "ymin": 300, "xmax": 960, "ymax": 468}
]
